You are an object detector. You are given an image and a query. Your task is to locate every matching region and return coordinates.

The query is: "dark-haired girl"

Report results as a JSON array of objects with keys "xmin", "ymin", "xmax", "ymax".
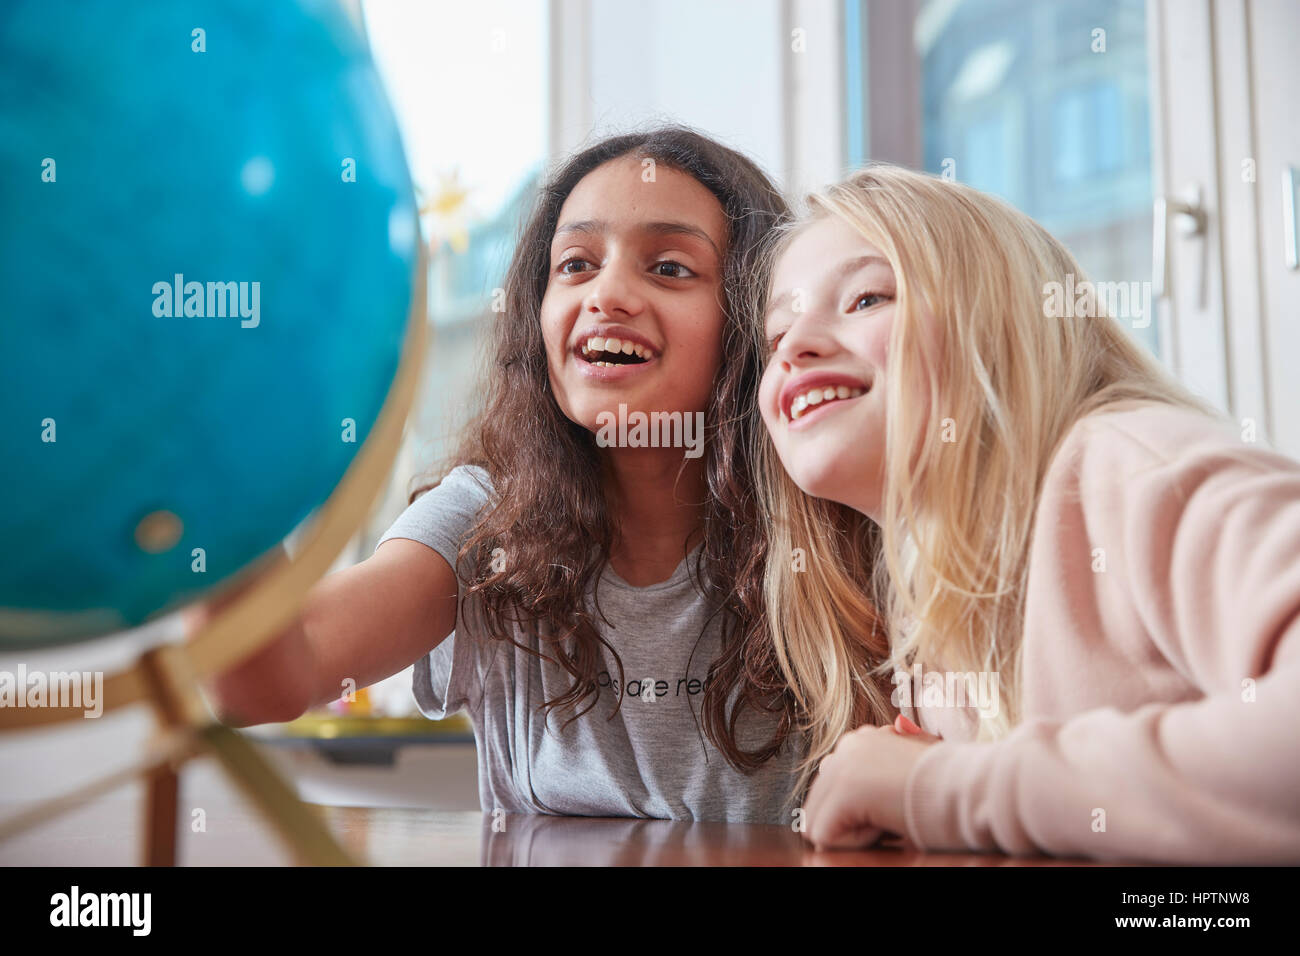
[{"xmin": 199, "ymin": 128, "xmax": 802, "ymax": 823}]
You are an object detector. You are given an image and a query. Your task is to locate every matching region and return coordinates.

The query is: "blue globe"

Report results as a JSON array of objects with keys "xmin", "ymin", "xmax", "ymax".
[{"xmin": 0, "ymin": 0, "xmax": 420, "ymax": 648}]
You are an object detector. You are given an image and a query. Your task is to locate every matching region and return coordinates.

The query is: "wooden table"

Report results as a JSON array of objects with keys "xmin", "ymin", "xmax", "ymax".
[
  {"xmin": 0, "ymin": 759, "xmax": 1118, "ymax": 868},
  {"xmin": 2, "ymin": 790, "xmax": 1117, "ymax": 866},
  {"xmin": 319, "ymin": 806, "xmax": 1114, "ymax": 866}
]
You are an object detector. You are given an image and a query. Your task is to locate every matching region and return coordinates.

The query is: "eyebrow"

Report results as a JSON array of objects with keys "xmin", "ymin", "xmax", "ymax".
[
  {"xmin": 765, "ymin": 254, "xmax": 893, "ymax": 320},
  {"xmin": 553, "ymin": 219, "xmax": 723, "ymax": 258}
]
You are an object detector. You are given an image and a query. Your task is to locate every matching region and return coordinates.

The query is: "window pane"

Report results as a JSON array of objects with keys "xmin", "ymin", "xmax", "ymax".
[
  {"xmin": 918, "ymin": 0, "xmax": 1158, "ymax": 355},
  {"xmin": 357, "ymin": 1, "xmax": 549, "ymax": 553},
  {"xmin": 362, "ymin": 0, "xmax": 547, "ymax": 328}
]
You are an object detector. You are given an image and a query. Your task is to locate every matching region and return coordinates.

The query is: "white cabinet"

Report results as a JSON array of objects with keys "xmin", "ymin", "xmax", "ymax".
[
  {"xmin": 1248, "ymin": 0, "xmax": 1300, "ymax": 455},
  {"xmin": 1154, "ymin": 0, "xmax": 1300, "ymax": 455}
]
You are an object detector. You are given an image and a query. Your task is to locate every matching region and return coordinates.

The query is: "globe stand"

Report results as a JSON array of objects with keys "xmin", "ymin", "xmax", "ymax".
[
  {"xmin": 136, "ymin": 643, "xmax": 357, "ymax": 866},
  {"xmin": 0, "ymin": 640, "xmax": 358, "ymax": 865},
  {"xmin": 0, "ymin": 247, "xmax": 428, "ymax": 866}
]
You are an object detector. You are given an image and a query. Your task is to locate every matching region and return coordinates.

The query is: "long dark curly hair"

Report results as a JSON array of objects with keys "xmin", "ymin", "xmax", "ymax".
[{"xmin": 410, "ymin": 126, "xmax": 795, "ymax": 772}]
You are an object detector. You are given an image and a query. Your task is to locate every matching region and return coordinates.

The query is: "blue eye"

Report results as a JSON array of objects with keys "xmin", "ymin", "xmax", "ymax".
[{"xmin": 852, "ymin": 292, "xmax": 891, "ymax": 311}]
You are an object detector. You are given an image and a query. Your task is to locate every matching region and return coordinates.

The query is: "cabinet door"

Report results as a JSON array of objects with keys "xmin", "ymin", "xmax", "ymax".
[
  {"xmin": 1250, "ymin": 0, "xmax": 1300, "ymax": 456},
  {"xmin": 1153, "ymin": 0, "xmax": 1300, "ymax": 453},
  {"xmin": 1150, "ymin": 0, "xmax": 1229, "ymax": 412}
]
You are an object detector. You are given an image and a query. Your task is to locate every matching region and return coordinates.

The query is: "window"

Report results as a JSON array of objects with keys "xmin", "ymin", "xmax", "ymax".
[
  {"xmin": 362, "ymin": 0, "xmax": 548, "ymax": 327},
  {"xmin": 848, "ymin": 0, "xmax": 1159, "ymax": 357},
  {"xmin": 356, "ymin": 0, "xmax": 549, "ymax": 554}
]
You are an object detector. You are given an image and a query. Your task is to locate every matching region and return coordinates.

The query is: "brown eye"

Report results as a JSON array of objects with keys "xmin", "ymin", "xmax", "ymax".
[
  {"xmin": 559, "ymin": 257, "xmax": 593, "ymax": 274},
  {"xmin": 652, "ymin": 260, "xmax": 694, "ymax": 278}
]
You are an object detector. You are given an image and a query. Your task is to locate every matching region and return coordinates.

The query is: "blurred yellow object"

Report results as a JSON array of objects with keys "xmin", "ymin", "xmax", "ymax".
[
  {"xmin": 352, "ymin": 686, "xmax": 371, "ymax": 715},
  {"xmin": 326, "ymin": 684, "xmax": 374, "ymax": 716},
  {"xmin": 275, "ymin": 713, "xmax": 472, "ymax": 739},
  {"xmin": 417, "ymin": 168, "xmax": 473, "ymax": 254}
]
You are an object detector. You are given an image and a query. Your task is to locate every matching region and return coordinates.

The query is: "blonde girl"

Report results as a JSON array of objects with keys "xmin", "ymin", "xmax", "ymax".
[{"xmin": 754, "ymin": 163, "xmax": 1300, "ymax": 863}]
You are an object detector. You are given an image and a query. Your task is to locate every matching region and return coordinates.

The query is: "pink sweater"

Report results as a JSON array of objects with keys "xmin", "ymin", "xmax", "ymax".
[{"xmin": 899, "ymin": 401, "xmax": 1300, "ymax": 864}]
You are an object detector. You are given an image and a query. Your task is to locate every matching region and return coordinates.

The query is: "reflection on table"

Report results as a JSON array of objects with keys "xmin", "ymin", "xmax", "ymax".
[{"xmin": 322, "ymin": 807, "xmax": 1124, "ymax": 867}]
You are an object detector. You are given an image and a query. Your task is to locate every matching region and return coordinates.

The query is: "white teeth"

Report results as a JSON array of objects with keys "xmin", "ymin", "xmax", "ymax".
[
  {"xmin": 582, "ymin": 335, "xmax": 655, "ymax": 362},
  {"xmin": 787, "ymin": 384, "xmax": 869, "ymax": 422}
]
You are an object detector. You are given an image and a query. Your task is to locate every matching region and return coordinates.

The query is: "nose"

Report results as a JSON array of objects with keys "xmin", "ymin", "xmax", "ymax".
[
  {"xmin": 772, "ymin": 308, "xmax": 837, "ymax": 371},
  {"xmin": 583, "ymin": 256, "xmax": 645, "ymax": 319}
]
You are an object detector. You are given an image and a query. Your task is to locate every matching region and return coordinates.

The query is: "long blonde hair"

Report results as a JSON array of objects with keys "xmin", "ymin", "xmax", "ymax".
[{"xmin": 752, "ymin": 164, "xmax": 1216, "ymax": 798}]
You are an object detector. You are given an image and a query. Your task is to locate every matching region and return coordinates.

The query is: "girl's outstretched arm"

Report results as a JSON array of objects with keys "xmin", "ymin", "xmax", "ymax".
[
  {"xmin": 901, "ymin": 406, "xmax": 1300, "ymax": 864},
  {"xmin": 193, "ymin": 538, "xmax": 459, "ymax": 727}
]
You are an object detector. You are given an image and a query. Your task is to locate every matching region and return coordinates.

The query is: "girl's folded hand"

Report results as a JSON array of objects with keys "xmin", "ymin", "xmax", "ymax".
[{"xmin": 802, "ymin": 720, "xmax": 942, "ymax": 851}]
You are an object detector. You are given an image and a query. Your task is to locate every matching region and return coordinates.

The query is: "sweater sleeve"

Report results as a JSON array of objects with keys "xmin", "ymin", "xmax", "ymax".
[{"xmin": 901, "ymin": 411, "xmax": 1300, "ymax": 863}]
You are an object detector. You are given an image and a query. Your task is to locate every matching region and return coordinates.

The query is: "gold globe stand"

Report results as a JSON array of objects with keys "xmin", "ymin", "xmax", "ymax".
[{"xmin": 0, "ymin": 246, "xmax": 428, "ymax": 867}]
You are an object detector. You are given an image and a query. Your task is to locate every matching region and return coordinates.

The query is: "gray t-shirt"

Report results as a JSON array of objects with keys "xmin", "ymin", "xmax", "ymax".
[{"xmin": 374, "ymin": 464, "xmax": 804, "ymax": 824}]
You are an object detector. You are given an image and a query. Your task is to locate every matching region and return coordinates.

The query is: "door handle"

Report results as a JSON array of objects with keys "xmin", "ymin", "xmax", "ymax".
[{"xmin": 1153, "ymin": 183, "xmax": 1207, "ymax": 299}]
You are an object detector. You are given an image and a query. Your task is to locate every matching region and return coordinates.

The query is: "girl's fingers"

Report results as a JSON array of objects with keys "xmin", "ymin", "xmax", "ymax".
[
  {"xmin": 806, "ymin": 773, "xmax": 885, "ymax": 850},
  {"xmin": 815, "ymin": 821, "xmax": 885, "ymax": 851},
  {"xmin": 801, "ymin": 771, "xmax": 826, "ymax": 835}
]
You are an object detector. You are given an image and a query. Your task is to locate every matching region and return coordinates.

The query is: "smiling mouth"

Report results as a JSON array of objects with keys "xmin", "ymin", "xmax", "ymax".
[
  {"xmin": 577, "ymin": 334, "xmax": 654, "ymax": 368},
  {"xmin": 784, "ymin": 384, "xmax": 868, "ymax": 423}
]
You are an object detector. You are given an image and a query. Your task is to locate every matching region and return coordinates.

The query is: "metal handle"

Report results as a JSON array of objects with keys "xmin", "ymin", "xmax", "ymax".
[
  {"xmin": 1284, "ymin": 166, "xmax": 1299, "ymax": 271},
  {"xmin": 1153, "ymin": 183, "xmax": 1207, "ymax": 299}
]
